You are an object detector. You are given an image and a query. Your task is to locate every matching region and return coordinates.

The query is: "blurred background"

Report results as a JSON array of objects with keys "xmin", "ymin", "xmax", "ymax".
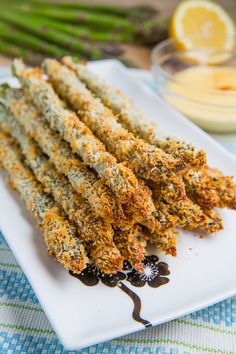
[{"xmin": 0, "ymin": 0, "xmax": 235, "ymax": 69}]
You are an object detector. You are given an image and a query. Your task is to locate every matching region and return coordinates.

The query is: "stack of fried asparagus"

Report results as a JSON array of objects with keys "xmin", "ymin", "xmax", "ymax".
[
  {"xmin": 0, "ymin": 57, "xmax": 235, "ymax": 275},
  {"xmin": 0, "ymin": 0, "xmax": 168, "ymax": 65}
]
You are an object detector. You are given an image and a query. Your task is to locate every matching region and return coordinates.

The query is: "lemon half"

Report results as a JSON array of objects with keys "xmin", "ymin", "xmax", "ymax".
[{"xmin": 170, "ymin": 0, "xmax": 235, "ymax": 64}]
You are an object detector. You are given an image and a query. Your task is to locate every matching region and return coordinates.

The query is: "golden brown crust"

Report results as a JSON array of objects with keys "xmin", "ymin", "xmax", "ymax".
[
  {"xmin": 0, "ymin": 132, "xmax": 88, "ymax": 274},
  {"xmin": 181, "ymin": 168, "xmax": 220, "ymax": 210},
  {"xmin": 44, "ymin": 208, "xmax": 88, "ymax": 274},
  {"xmin": 44, "ymin": 59, "xmax": 186, "ymax": 202},
  {"xmin": 4, "ymin": 90, "xmax": 127, "ymax": 225},
  {"xmin": 202, "ymin": 166, "xmax": 236, "ymax": 210},
  {"xmin": 114, "ymin": 225, "xmax": 146, "ymax": 272},
  {"xmin": 0, "ymin": 58, "xmax": 232, "ymax": 276},
  {"xmin": 0, "ymin": 108, "xmax": 124, "ymax": 274},
  {"xmin": 14, "ymin": 59, "xmax": 156, "ymax": 222},
  {"xmin": 153, "ymin": 232, "xmax": 177, "ymax": 257},
  {"xmin": 191, "ymin": 209, "xmax": 223, "ymax": 235},
  {"xmin": 63, "ymin": 57, "xmax": 206, "ymax": 170}
]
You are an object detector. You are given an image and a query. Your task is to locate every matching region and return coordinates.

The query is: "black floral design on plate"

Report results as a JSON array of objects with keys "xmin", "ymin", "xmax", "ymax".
[
  {"xmin": 70, "ymin": 264, "xmax": 126, "ymax": 287},
  {"xmin": 126, "ymin": 255, "xmax": 170, "ymax": 288},
  {"xmin": 70, "ymin": 255, "xmax": 170, "ymax": 328}
]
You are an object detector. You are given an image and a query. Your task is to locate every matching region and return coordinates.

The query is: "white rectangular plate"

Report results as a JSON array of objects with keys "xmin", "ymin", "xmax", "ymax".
[{"xmin": 0, "ymin": 60, "xmax": 236, "ymax": 350}]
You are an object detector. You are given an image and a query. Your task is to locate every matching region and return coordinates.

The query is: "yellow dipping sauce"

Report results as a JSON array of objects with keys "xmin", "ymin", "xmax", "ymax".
[{"xmin": 165, "ymin": 66, "xmax": 236, "ymax": 132}]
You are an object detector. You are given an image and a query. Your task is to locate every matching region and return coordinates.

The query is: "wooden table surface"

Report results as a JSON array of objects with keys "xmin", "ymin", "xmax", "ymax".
[{"xmin": 0, "ymin": 0, "xmax": 235, "ymax": 69}]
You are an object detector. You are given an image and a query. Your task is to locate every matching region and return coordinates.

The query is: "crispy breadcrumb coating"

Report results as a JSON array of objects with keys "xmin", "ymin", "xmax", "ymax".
[
  {"xmin": 63, "ymin": 57, "xmax": 206, "ymax": 170},
  {"xmin": 62, "ymin": 59, "xmax": 225, "ymax": 238},
  {"xmin": 0, "ymin": 132, "xmax": 88, "ymax": 273},
  {"xmin": 2, "ymin": 88, "xmax": 158, "ymax": 234},
  {"xmin": 141, "ymin": 226, "xmax": 178, "ymax": 257},
  {"xmin": 181, "ymin": 168, "xmax": 220, "ymax": 210},
  {"xmin": 1, "ymin": 88, "xmax": 126, "ymax": 225},
  {"xmin": 201, "ymin": 166, "xmax": 236, "ymax": 210},
  {"xmin": 43, "ymin": 208, "xmax": 88, "ymax": 274},
  {"xmin": 149, "ymin": 181, "xmax": 205, "ymax": 229},
  {"xmin": 166, "ymin": 199, "xmax": 205, "ymax": 230},
  {"xmin": 13, "ymin": 59, "xmax": 155, "ymax": 221},
  {"xmin": 114, "ymin": 225, "xmax": 146, "ymax": 272},
  {"xmin": 150, "ymin": 181, "xmax": 222, "ymax": 234},
  {"xmin": 192, "ymin": 209, "xmax": 223, "ymax": 235},
  {"xmin": 0, "ymin": 109, "xmax": 123, "ymax": 273},
  {"xmin": 0, "ymin": 56, "xmax": 232, "ymax": 277},
  {"xmin": 44, "ymin": 59, "xmax": 186, "ymax": 202}
]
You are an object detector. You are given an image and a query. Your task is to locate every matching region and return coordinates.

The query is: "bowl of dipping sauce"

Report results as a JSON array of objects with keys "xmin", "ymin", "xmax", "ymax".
[{"xmin": 151, "ymin": 38, "xmax": 236, "ymax": 133}]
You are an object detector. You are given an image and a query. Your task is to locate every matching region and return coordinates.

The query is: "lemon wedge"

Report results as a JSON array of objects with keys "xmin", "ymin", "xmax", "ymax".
[{"xmin": 170, "ymin": 0, "xmax": 235, "ymax": 64}]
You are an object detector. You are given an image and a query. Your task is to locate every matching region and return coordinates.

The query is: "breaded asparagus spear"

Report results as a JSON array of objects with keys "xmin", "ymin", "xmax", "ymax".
[
  {"xmin": 43, "ymin": 59, "xmax": 186, "ymax": 202},
  {"xmin": 0, "ymin": 110, "xmax": 147, "ymax": 270},
  {"xmin": 141, "ymin": 197, "xmax": 178, "ymax": 256},
  {"xmin": 119, "ymin": 196, "xmax": 178, "ymax": 257},
  {"xmin": 144, "ymin": 228, "xmax": 178, "ymax": 257},
  {"xmin": 63, "ymin": 57, "xmax": 206, "ymax": 169},
  {"xmin": 201, "ymin": 166, "xmax": 236, "ymax": 210},
  {"xmin": 62, "ymin": 60, "xmax": 224, "ymax": 229},
  {"xmin": 181, "ymin": 169, "xmax": 220, "ymax": 210},
  {"xmin": 13, "ymin": 59, "xmax": 155, "ymax": 221},
  {"xmin": 150, "ymin": 180, "xmax": 221, "ymax": 234},
  {"xmin": 169, "ymin": 199, "xmax": 222, "ymax": 235},
  {"xmin": 2, "ymin": 87, "xmax": 157, "ymax": 231},
  {"xmin": 0, "ymin": 131, "xmax": 88, "ymax": 274},
  {"xmin": 170, "ymin": 199, "xmax": 222, "ymax": 234},
  {"xmin": 155, "ymin": 197, "xmax": 222, "ymax": 235},
  {"xmin": 0, "ymin": 109, "xmax": 124, "ymax": 274},
  {"xmin": 61, "ymin": 60, "xmax": 222, "ymax": 216},
  {"xmin": 193, "ymin": 209, "xmax": 223, "ymax": 235},
  {"xmin": 149, "ymin": 181, "xmax": 205, "ymax": 229},
  {"xmin": 43, "ymin": 208, "xmax": 88, "ymax": 274},
  {"xmin": 168, "ymin": 199, "xmax": 205, "ymax": 230},
  {"xmin": 1, "ymin": 111, "xmax": 147, "ymax": 271},
  {"xmin": 155, "ymin": 203, "xmax": 178, "ymax": 233},
  {"xmin": 1, "ymin": 87, "xmax": 126, "ymax": 226},
  {"xmin": 114, "ymin": 225, "xmax": 146, "ymax": 272}
]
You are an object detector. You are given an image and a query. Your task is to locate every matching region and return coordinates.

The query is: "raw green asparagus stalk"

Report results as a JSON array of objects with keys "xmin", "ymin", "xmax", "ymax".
[
  {"xmin": 2, "ymin": 3, "xmax": 168, "ymax": 46},
  {"xmin": 2, "ymin": 1, "xmax": 168, "ymax": 46},
  {"xmin": 37, "ymin": 17, "xmax": 133, "ymax": 43},
  {"xmin": 7, "ymin": 4, "xmax": 136, "ymax": 32},
  {"xmin": 7, "ymin": 0, "xmax": 158, "ymax": 21},
  {"xmin": 0, "ymin": 10, "xmax": 122, "ymax": 59},
  {"xmin": 0, "ymin": 39, "xmax": 46, "ymax": 65},
  {"xmin": 0, "ymin": 21, "xmax": 70, "ymax": 58}
]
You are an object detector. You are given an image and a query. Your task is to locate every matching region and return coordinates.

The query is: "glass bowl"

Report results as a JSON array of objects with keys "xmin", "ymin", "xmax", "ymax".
[{"xmin": 151, "ymin": 38, "xmax": 236, "ymax": 133}]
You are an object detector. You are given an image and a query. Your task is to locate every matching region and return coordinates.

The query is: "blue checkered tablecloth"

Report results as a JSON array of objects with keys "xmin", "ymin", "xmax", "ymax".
[{"xmin": 0, "ymin": 70, "xmax": 236, "ymax": 353}]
